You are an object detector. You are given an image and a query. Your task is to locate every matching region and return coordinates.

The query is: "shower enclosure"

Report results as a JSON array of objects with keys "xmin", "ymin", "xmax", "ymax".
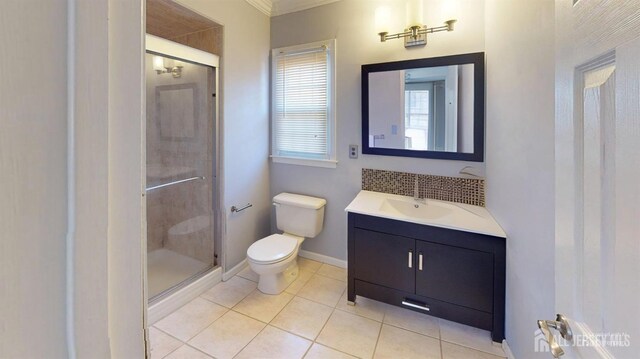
[{"xmin": 145, "ymin": 35, "xmax": 220, "ymax": 302}]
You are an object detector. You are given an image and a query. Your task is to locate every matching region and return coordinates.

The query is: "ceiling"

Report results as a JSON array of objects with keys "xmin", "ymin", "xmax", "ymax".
[
  {"xmin": 246, "ymin": 0, "xmax": 342, "ymax": 17},
  {"xmin": 147, "ymin": 0, "xmax": 221, "ymax": 39}
]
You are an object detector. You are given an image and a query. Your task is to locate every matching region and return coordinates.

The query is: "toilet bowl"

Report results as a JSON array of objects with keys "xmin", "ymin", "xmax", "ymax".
[
  {"xmin": 247, "ymin": 193, "xmax": 326, "ymax": 294},
  {"xmin": 247, "ymin": 233, "xmax": 303, "ymax": 294}
]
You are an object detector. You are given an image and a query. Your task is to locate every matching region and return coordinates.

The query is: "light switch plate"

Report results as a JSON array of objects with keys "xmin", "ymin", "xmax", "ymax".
[{"xmin": 349, "ymin": 144, "xmax": 358, "ymax": 159}]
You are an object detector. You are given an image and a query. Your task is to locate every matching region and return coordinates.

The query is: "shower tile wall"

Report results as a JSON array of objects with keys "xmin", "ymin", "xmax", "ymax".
[{"xmin": 146, "ymin": 54, "xmax": 215, "ymax": 266}]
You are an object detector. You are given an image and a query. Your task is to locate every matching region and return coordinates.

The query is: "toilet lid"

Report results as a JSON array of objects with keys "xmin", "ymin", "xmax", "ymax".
[{"xmin": 247, "ymin": 234, "xmax": 297, "ymax": 264}]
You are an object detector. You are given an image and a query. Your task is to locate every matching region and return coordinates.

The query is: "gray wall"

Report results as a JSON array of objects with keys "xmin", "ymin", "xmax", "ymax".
[
  {"xmin": 0, "ymin": 1, "xmax": 69, "ymax": 357},
  {"xmin": 485, "ymin": 0, "xmax": 555, "ymax": 358},
  {"xmin": 270, "ymin": 0, "xmax": 485, "ymax": 260},
  {"xmin": 177, "ymin": 0, "xmax": 272, "ymax": 270}
]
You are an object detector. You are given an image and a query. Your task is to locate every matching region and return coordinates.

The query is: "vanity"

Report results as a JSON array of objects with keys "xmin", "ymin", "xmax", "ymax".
[{"xmin": 345, "ymin": 190, "xmax": 506, "ymax": 342}]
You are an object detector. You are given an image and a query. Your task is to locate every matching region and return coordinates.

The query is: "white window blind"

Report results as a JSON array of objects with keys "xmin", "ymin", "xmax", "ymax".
[{"xmin": 272, "ymin": 41, "xmax": 334, "ymax": 163}]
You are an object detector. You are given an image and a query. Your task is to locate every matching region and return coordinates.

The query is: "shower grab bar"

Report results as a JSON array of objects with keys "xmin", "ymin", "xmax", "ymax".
[
  {"xmin": 145, "ymin": 176, "xmax": 205, "ymax": 192},
  {"xmin": 231, "ymin": 203, "xmax": 252, "ymax": 213}
]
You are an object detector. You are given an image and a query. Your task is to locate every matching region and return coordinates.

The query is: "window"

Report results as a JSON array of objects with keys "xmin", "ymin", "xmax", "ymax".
[
  {"xmin": 271, "ymin": 39, "xmax": 336, "ymax": 168},
  {"xmin": 405, "ymin": 88, "xmax": 430, "ymax": 150}
]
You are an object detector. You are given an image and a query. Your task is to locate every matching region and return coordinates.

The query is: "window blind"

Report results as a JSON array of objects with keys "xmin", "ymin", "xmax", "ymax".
[{"xmin": 273, "ymin": 45, "xmax": 330, "ymax": 160}]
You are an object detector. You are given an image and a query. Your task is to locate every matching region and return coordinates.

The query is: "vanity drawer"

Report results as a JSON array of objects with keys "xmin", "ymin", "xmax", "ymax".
[{"xmin": 354, "ymin": 279, "xmax": 493, "ymax": 331}]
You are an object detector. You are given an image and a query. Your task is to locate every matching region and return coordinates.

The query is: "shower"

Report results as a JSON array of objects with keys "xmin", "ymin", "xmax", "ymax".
[{"xmin": 145, "ymin": 35, "xmax": 221, "ymax": 304}]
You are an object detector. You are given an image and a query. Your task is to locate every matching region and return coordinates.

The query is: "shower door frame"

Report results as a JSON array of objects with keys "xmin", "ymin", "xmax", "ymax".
[{"xmin": 144, "ymin": 34, "xmax": 223, "ymax": 303}]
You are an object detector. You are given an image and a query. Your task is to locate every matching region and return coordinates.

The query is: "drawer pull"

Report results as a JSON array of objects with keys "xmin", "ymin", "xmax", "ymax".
[
  {"xmin": 408, "ymin": 250, "xmax": 413, "ymax": 268},
  {"xmin": 418, "ymin": 252, "xmax": 423, "ymax": 271},
  {"xmin": 402, "ymin": 299, "xmax": 430, "ymax": 312}
]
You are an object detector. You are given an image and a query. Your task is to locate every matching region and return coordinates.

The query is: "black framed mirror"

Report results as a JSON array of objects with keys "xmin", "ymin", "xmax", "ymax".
[{"xmin": 362, "ymin": 52, "xmax": 484, "ymax": 161}]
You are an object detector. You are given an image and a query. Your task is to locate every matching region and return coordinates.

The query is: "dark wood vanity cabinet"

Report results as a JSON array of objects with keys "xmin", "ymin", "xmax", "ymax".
[{"xmin": 347, "ymin": 212, "xmax": 506, "ymax": 342}]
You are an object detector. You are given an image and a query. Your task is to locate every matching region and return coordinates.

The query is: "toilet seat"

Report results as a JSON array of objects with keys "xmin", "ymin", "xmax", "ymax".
[{"xmin": 247, "ymin": 234, "xmax": 297, "ymax": 265}]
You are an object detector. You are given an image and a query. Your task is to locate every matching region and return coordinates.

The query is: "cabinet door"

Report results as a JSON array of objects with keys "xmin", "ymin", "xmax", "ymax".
[
  {"xmin": 416, "ymin": 241, "xmax": 494, "ymax": 313},
  {"xmin": 354, "ymin": 228, "xmax": 415, "ymax": 293}
]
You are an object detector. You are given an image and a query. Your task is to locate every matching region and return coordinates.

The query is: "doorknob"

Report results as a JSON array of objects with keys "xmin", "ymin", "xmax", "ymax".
[{"xmin": 537, "ymin": 314, "xmax": 573, "ymax": 358}]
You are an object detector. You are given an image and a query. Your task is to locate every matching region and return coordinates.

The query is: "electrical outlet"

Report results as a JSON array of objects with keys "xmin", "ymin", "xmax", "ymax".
[{"xmin": 349, "ymin": 144, "xmax": 358, "ymax": 159}]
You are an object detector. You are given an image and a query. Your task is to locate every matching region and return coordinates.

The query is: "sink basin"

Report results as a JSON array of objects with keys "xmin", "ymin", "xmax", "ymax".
[{"xmin": 379, "ymin": 198, "xmax": 453, "ymax": 220}]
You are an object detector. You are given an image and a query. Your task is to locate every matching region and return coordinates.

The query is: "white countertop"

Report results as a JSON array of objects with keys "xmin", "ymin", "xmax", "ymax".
[{"xmin": 345, "ymin": 190, "xmax": 506, "ymax": 238}]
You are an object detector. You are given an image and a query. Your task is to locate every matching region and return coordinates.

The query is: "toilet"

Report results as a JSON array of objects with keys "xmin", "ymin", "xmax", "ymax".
[{"xmin": 247, "ymin": 192, "xmax": 326, "ymax": 294}]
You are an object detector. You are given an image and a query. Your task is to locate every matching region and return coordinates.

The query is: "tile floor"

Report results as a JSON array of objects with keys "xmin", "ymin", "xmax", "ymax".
[{"xmin": 150, "ymin": 257, "xmax": 506, "ymax": 359}]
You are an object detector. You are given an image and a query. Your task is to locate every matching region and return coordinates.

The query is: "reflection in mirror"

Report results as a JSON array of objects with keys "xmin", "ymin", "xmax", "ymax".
[
  {"xmin": 362, "ymin": 52, "xmax": 484, "ymax": 161},
  {"xmin": 368, "ymin": 64, "xmax": 474, "ymax": 153}
]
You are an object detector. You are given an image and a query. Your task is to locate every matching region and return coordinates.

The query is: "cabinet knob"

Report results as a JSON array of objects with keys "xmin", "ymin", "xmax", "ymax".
[
  {"xmin": 408, "ymin": 250, "xmax": 413, "ymax": 268},
  {"xmin": 418, "ymin": 252, "xmax": 423, "ymax": 271}
]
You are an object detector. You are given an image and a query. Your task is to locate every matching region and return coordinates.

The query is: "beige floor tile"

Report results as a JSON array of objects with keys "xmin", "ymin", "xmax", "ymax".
[
  {"xmin": 383, "ymin": 305, "xmax": 440, "ymax": 338},
  {"xmin": 285, "ymin": 269, "xmax": 315, "ymax": 295},
  {"xmin": 441, "ymin": 341, "xmax": 506, "ymax": 359},
  {"xmin": 149, "ymin": 327, "xmax": 182, "ymax": 359},
  {"xmin": 188, "ymin": 311, "xmax": 265, "ymax": 359},
  {"xmin": 200, "ymin": 276, "xmax": 257, "ymax": 308},
  {"xmin": 316, "ymin": 263, "xmax": 347, "ymax": 282},
  {"xmin": 237, "ymin": 265, "xmax": 259, "ymax": 282},
  {"xmin": 235, "ymin": 325, "xmax": 312, "ymax": 359},
  {"xmin": 304, "ymin": 343, "xmax": 357, "ymax": 359},
  {"xmin": 298, "ymin": 257, "xmax": 323, "ymax": 272},
  {"xmin": 233, "ymin": 289, "xmax": 293, "ymax": 322},
  {"xmin": 164, "ymin": 345, "xmax": 213, "ymax": 359},
  {"xmin": 271, "ymin": 296, "xmax": 333, "ymax": 340},
  {"xmin": 373, "ymin": 324, "xmax": 440, "ymax": 359},
  {"xmin": 335, "ymin": 293, "xmax": 388, "ymax": 322},
  {"xmin": 439, "ymin": 319, "xmax": 505, "ymax": 357},
  {"xmin": 297, "ymin": 274, "xmax": 346, "ymax": 307},
  {"xmin": 316, "ymin": 310, "xmax": 382, "ymax": 359},
  {"xmin": 155, "ymin": 297, "xmax": 228, "ymax": 341}
]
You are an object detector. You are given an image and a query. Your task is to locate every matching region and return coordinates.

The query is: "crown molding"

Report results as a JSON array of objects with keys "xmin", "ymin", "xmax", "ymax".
[
  {"xmin": 246, "ymin": 0, "xmax": 273, "ymax": 17},
  {"xmin": 272, "ymin": 0, "xmax": 341, "ymax": 17}
]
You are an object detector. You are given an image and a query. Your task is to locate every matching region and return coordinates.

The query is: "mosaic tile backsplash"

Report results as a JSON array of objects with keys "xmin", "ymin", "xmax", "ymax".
[{"xmin": 362, "ymin": 168, "xmax": 485, "ymax": 207}]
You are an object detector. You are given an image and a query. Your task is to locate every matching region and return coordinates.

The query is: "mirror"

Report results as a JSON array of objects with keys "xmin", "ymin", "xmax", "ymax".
[{"xmin": 362, "ymin": 52, "xmax": 484, "ymax": 161}]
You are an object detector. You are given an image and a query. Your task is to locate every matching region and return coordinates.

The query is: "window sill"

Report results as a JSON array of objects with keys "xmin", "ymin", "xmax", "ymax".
[{"xmin": 270, "ymin": 156, "xmax": 338, "ymax": 169}]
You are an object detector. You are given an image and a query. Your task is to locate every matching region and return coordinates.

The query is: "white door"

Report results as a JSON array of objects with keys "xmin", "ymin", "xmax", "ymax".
[{"xmin": 552, "ymin": 0, "xmax": 640, "ymax": 358}]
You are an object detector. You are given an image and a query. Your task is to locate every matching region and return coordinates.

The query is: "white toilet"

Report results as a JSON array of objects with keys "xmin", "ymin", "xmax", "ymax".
[{"xmin": 247, "ymin": 192, "xmax": 326, "ymax": 294}]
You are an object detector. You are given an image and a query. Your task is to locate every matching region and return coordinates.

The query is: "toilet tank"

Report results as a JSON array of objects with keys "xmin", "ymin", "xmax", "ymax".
[{"xmin": 274, "ymin": 193, "xmax": 326, "ymax": 238}]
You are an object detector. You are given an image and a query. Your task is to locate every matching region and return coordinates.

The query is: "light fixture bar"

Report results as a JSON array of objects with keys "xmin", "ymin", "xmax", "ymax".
[{"xmin": 378, "ymin": 19, "xmax": 456, "ymax": 48}]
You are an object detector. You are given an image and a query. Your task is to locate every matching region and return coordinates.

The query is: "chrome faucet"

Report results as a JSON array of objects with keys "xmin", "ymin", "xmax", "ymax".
[{"xmin": 413, "ymin": 175, "xmax": 425, "ymax": 203}]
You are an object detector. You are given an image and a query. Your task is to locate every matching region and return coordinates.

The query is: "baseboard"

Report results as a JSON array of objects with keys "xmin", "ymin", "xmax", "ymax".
[
  {"xmin": 298, "ymin": 249, "xmax": 347, "ymax": 268},
  {"xmin": 502, "ymin": 339, "xmax": 516, "ymax": 359},
  {"xmin": 223, "ymin": 258, "xmax": 248, "ymax": 281},
  {"xmin": 148, "ymin": 267, "xmax": 222, "ymax": 325}
]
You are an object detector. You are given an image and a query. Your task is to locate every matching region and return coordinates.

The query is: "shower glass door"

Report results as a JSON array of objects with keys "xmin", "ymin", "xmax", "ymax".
[{"xmin": 145, "ymin": 50, "xmax": 217, "ymax": 301}]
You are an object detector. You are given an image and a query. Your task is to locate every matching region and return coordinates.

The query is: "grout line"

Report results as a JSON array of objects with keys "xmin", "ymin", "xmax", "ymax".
[
  {"xmin": 184, "ymin": 343, "xmax": 217, "ymax": 359},
  {"xmin": 371, "ymin": 318, "xmax": 385, "ymax": 358},
  {"xmin": 231, "ymin": 324, "xmax": 269, "ymax": 359},
  {"xmin": 440, "ymin": 338, "xmax": 506, "ymax": 358},
  {"xmin": 153, "ymin": 325, "xmax": 187, "ymax": 345},
  {"xmin": 313, "ymin": 307, "xmax": 335, "ymax": 342},
  {"xmin": 160, "ymin": 343, "xmax": 183, "ymax": 359},
  {"xmin": 311, "ymin": 309, "xmax": 362, "ymax": 358}
]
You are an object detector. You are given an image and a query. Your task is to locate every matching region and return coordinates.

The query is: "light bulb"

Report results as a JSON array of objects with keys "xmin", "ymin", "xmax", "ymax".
[
  {"xmin": 375, "ymin": 6, "xmax": 391, "ymax": 34},
  {"xmin": 153, "ymin": 56, "xmax": 164, "ymax": 73},
  {"xmin": 406, "ymin": 0, "xmax": 424, "ymax": 27},
  {"xmin": 440, "ymin": 0, "xmax": 459, "ymax": 21}
]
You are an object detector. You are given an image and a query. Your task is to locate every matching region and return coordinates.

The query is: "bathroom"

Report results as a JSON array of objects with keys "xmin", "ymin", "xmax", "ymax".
[{"xmin": 2, "ymin": 0, "xmax": 639, "ymax": 359}]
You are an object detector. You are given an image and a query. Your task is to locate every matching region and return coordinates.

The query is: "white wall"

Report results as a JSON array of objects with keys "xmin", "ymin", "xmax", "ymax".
[
  {"xmin": 74, "ymin": 0, "xmax": 111, "ymax": 356},
  {"xmin": 176, "ymin": 0, "xmax": 272, "ymax": 270},
  {"xmin": 107, "ymin": 0, "xmax": 146, "ymax": 356},
  {"xmin": 270, "ymin": 0, "xmax": 485, "ymax": 260},
  {"xmin": 0, "ymin": 1, "xmax": 69, "ymax": 357},
  {"xmin": 484, "ymin": 1, "xmax": 555, "ymax": 358},
  {"xmin": 369, "ymin": 71, "xmax": 404, "ymax": 149}
]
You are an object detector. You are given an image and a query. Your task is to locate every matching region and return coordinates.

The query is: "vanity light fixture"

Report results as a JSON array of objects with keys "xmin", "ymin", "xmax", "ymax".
[
  {"xmin": 378, "ymin": 19, "xmax": 456, "ymax": 48},
  {"xmin": 376, "ymin": 0, "xmax": 456, "ymax": 48},
  {"xmin": 153, "ymin": 55, "xmax": 184, "ymax": 78}
]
